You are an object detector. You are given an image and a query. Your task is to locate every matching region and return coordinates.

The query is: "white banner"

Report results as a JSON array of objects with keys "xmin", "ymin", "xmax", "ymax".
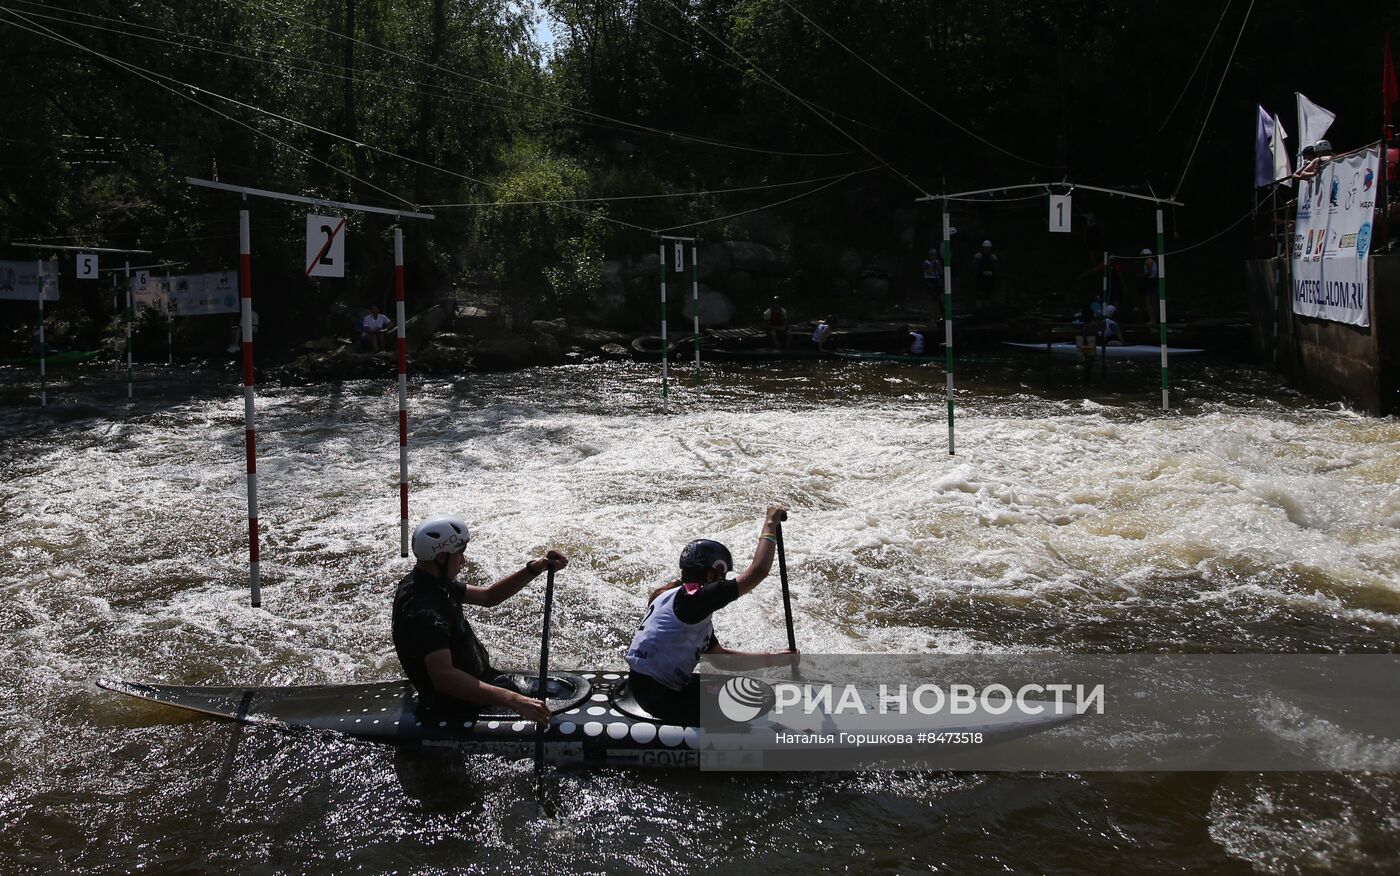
[
  {"xmin": 0, "ymin": 261, "xmax": 59, "ymax": 301},
  {"xmin": 1291, "ymin": 146, "xmax": 1378, "ymax": 327},
  {"xmin": 166, "ymin": 271, "xmax": 240, "ymax": 316}
]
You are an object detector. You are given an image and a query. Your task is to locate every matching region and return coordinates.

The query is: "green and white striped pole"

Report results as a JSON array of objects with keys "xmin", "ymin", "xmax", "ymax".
[
  {"xmin": 164, "ymin": 271, "xmax": 173, "ymax": 365},
  {"xmin": 36, "ymin": 259, "xmax": 47, "ymax": 407},
  {"xmin": 943, "ymin": 206, "xmax": 955, "ymax": 456},
  {"xmin": 124, "ymin": 259, "xmax": 133, "ymax": 400},
  {"xmin": 659, "ymin": 243, "xmax": 669, "ymax": 414},
  {"xmin": 1156, "ymin": 209, "xmax": 1168, "ymax": 411},
  {"xmin": 692, "ymin": 244, "xmax": 701, "ymax": 394}
]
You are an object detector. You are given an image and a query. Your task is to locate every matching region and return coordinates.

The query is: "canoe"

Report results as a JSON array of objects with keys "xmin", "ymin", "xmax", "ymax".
[
  {"xmin": 99, "ymin": 669, "xmax": 1081, "ymax": 770},
  {"xmin": 0, "ymin": 350, "xmax": 102, "ymax": 368},
  {"xmin": 1003, "ymin": 342, "xmax": 1204, "ymax": 360}
]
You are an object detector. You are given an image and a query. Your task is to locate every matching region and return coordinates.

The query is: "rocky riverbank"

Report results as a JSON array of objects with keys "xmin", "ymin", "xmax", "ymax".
[{"xmin": 276, "ymin": 302, "xmax": 632, "ymax": 383}]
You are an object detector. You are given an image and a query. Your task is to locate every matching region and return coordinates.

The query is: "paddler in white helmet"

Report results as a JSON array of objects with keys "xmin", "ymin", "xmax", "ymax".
[
  {"xmin": 625, "ymin": 504, "xmax": 799, "ymax": 725},
  {"xmin": 392, "ymin": 515, "xmax": 568, "ymax": 724}
]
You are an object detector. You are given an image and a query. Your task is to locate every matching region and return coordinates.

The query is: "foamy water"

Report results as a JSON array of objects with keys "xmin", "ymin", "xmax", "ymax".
[{"xmin": 1, "ymin": 358, "xmax": 1397, "ymax": 871}]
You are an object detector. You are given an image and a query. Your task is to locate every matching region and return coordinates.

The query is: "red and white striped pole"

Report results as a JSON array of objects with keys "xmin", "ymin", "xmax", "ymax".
[
  {"xmin": 239, "ymin": 209, "xmax": 261, "ymax": 607},
  {"xmin": 394, "ymin": 227, "xmax": 409, "ymax": 557}
]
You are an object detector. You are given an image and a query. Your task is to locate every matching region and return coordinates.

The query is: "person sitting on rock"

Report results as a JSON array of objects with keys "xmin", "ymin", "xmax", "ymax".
[{"xmin": 362, "ymin": 305, "xmax": 394, "ymax": 353}]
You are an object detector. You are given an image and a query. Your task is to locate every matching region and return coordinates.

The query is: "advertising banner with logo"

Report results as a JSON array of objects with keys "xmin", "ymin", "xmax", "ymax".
[
  {"xmin": 165, "ymin": 271, "xmax": 239, "ymax": 316},
  {"xmin": 132, "ymin": 274, "xmax": 167, "ymax": 313},
  {"xmin": 0, "ymin": 260, "xmax": 59, "ymax": 301},
  {"xmin": 1291, "ymin": 146, "xmax": 1379, "ymax": 327}
]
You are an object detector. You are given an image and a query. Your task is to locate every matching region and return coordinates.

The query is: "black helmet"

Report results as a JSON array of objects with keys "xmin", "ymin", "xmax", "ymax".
[{"xmin": 679, "ymin": 539, "xmax": 733, "ymax": 582}]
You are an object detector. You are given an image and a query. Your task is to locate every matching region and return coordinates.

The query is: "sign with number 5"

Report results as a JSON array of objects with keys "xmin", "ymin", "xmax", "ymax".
[{"xmin": 76, "ymin": 252, "xmax": 98, "ymax": 279}]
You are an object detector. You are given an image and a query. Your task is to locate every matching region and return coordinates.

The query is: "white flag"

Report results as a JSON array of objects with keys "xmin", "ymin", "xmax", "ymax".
[
  {"xmin": 1271, "ymin": 114, "xmax": 1293, "ymax": 187},
  {"xmin": 1295, "ymin": 92, "xmax": 1336, "ymax": 160}
]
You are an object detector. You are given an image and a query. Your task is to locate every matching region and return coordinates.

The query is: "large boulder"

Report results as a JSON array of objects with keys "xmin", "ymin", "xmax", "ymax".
[
  {"xmin": 415, "ymin": 343, "xmax": 474, "ymax": 373},
  {"xmin": 680, "ymin": 286, "xmax": 736, "ymax": 327},
  {"xmin": 622, "ymin": 253, "xmax": 661, "ymax": 281},
  {"xmin": 453, "ymin": 304, "xmax": 496, "ymax": 333},
  {"xmin": 571, "ymin": 326, "xmax": 629, "ymax": 349},
  {"xmin": 530, "ymin": 332, "xmax": 565, "ymax": 365},
  {"xmin": 403, "ymin": 304, "xmax": 448, "ymax": 354},
  {"xmin": 726, "ymin": 241, "xmax": 786, "ymax": 276},
  {"xmin": 472, "ymin": 331, "xmax": 536, "ymax": 370},
  {"xmin": 696, "ymin": 243, "xmax": 732, "ymax": 280},
  {"xmin": 531, "ymin": 318, "xmax": 569, "ymax": 339}
]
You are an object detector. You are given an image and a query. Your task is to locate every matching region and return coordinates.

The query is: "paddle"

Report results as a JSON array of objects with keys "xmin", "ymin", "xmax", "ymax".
[
  {"xmin": 534, "ymin": 565, "xmax": 556, "ymax": 778},
  {"xmin": 775, "ymin": 519, "xmax": 795, "ymax": 653}
]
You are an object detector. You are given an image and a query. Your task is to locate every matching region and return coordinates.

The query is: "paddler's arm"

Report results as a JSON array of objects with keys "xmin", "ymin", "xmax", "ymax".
[
  {"xmin": 423, "ymin": 649, "xmax": 551, "ymax": 723},
  {"xmin": 734, "ymin": 504, "xmax": 789, "ymax": 596},
  {"xmin": 459, "ymin": 550, "xmax": 569, "ymax": 607},
  {"xmin": 705, "ymin": 643, "xmax": 800, "ymax": 669}
]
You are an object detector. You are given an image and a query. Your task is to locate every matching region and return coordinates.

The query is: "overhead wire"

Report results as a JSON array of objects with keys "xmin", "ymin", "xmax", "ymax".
[
  {"xmin": 241, "ymin": 0, "xmax": 852, "ymax": 160},
  {"xmin": 1172, "ymin": 0, "xmax": 1256, "ymax": 199},
  {"xmin": 655, "ymin": 168, "xmax": 877, "ymax": 234},
  {"xmin": 652, "ymin": 0, "xmax": 930, "ymax": 197},
  {"xmin": 1154, "ymin": 0, "xmax": 1233, "ymax": 134},
  {"xmin": 0, "ymin": 5, "xmax": 418, "ymax": 209},
  {"xmin": 2, "ymin": 3, "xmax": 877, "ymax": 236},
  {"xmin": 422, "ymin": 171, "xmax": 869, "ymax": 208},
  {"xmin": 772, "ymin": 0, "xmax": 1051, "ymax": 168},
  {"xmin": 636, "ymin": 14, "xmax": 890, "ymax": 135},
  {"xmin": 9, "ymin": 0, "xmax": 849, "ymax": 160}
]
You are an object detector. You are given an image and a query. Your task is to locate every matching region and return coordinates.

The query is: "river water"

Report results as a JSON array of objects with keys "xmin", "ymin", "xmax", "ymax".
[{"xmin": 2, "ymin": 356, "xmax": 1398, "ymax": 873}]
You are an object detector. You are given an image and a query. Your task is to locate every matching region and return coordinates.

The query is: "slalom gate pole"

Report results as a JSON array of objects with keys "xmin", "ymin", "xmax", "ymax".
[
  {"xmin": 36, "ymin": 260, "xmax": 46, "ymax": 407},
  {"xmin": 124, "ymin": 259, "xmax": 133, "ymax": 400},
  {"xmin": 1101, "ymin": 251, "xmax": 1109, "ymax": 380},
  {"xmin": 942, "ymin": 206, "xmax": 955, "ymax": 456},
  {"xmin": 659, "ymin": 243, "xmax": 669, "ymax": 413},
  {"xmin": 692, "ymin": 244, "xmax": 700, "ymax": 395},
  {"xmin": 1156, "ymin": 209, "xmax": 1169, "ymax": 411},
  {"xmin": 395, "ymin": 228, "xmax": 409, "ymax": 558},
  {"xmin": 239, "ymin": 209, "xmax": 261, "ymax": 608},
  {"xmin": 165, "ymin": 272, "xmax": 173, "ymax": 365}
]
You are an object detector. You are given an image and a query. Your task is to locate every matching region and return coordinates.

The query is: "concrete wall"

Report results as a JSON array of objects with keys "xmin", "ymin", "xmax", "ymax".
[{"xmin": 1245, "ymin": 254, "xmax": 1399, "ymax": 415}]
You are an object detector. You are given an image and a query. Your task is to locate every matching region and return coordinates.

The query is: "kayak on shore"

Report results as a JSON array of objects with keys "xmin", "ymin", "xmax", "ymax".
[{"xmin": 1003, "ymin": 341, "xmax": 1205, "ymax": 360}]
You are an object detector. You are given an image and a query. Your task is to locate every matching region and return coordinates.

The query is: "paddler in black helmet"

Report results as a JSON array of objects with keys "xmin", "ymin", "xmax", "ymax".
[
  {"xmin": 625, "ymin": 504, "xmax": 798, "ymax": 725},
  {"xmin": 393, "ymin": 515, "xmax": 568, "ymax": 724}
]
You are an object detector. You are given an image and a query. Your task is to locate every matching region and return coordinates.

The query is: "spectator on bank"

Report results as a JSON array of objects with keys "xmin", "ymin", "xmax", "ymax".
[
  {"xmin": 811, "ymin": 316, "xmax": 834, "ymax": 352},
  {"xmin": 908, "ymin": 326, "xmax": 926, "ymax": 355},
  {"xmin": 1139, "ymin": 249, "xmax": 1159, "ymax": 326},
  {"xmin": 363, "ymin": 304, "xmax": 394, "ymax": 353},
  {"xmin": 763, "ymin": 297, "xmax": 791, "ymax": 350},
  {"xmin": 227, "ymin": 310, "xmax": 259, "ymax": 354},
  {"xmin": 972, "ymin": 240, "xmax": 998, "ymax": 303}
]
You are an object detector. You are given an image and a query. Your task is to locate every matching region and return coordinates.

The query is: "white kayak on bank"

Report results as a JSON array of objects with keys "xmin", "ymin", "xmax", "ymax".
[{"xmin": 1004, "ymin": 342, "xmax": 1205, "ymax": 360}]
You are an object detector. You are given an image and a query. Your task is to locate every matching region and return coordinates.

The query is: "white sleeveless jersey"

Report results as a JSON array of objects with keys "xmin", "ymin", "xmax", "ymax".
[{"xmin": 625, "ymin": 587, "xmax": 713, "ymax": 690}]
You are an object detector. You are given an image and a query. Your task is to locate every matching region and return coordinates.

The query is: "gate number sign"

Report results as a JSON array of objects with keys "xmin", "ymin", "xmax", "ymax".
[
  {"xmin": 306, "ymin": 214, "xmax": 347, "ymax": 278},
  {"xmin": 76, "ymin": 253, "xmax": 98, "ymax": 279},
  {"xmin": 1049, "ymin": 195, "xmax": 1071, "ymax": 233}
]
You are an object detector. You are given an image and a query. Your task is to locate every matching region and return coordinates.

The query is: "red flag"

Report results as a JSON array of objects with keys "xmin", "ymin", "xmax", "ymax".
[{"xmin": 1386, "ymin": 32, "xmax": 1399, "ymax": 134}]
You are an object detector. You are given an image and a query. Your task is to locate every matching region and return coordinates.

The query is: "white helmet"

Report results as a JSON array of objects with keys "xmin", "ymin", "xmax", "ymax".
[
  {"xmin": 1140, "ymin": 248, "xmax": 1152, "ymax": 256},
  {"xmin": 981, "ymin": 239, "xmax": 993, "ymax": 248},
  {"xmin": 412, "ymin": 516, "xmax": 471, "ymax": 561}
]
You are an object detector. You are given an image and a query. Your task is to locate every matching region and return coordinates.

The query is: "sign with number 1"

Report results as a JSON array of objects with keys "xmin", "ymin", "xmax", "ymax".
[{"xmin": 1049, "ymin": 195, "xmax": 1071, "ymax": 233}]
